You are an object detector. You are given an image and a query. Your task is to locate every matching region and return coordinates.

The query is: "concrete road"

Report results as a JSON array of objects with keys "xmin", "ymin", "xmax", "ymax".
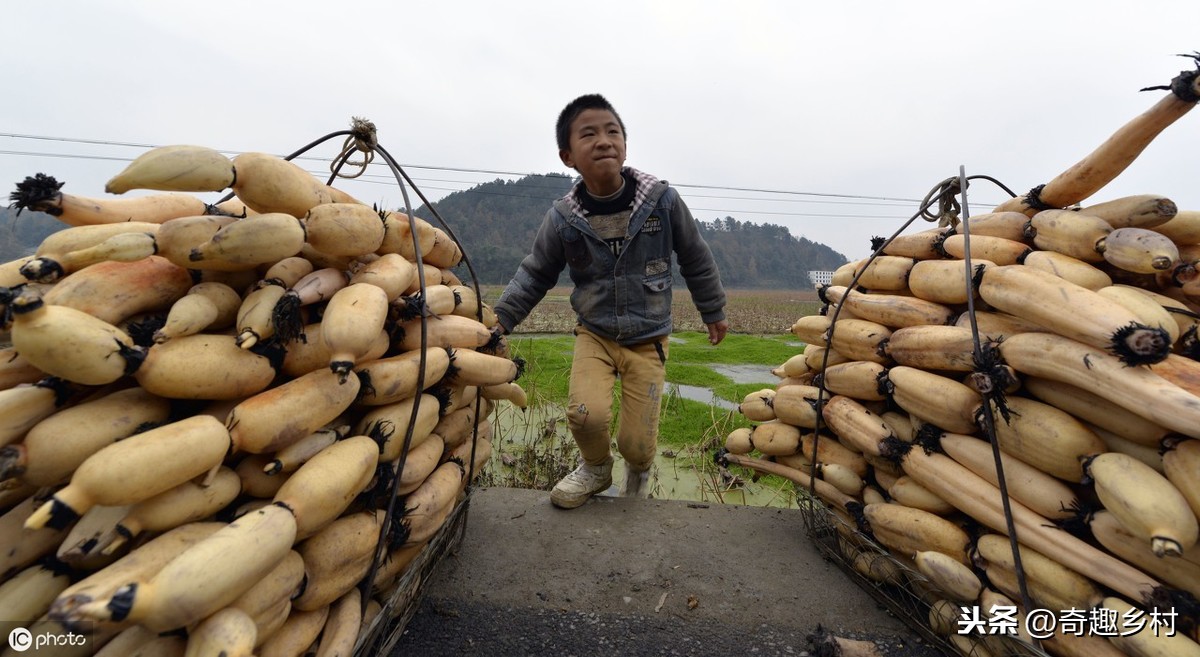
[{"xmin": 385, "ymin": 487, "xmax": 945, "ymax": 657}]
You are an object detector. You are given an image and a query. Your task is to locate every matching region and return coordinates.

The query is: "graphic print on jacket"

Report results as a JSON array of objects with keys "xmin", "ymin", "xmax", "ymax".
[{"xmin": 575, "ymin": 168, "xmax": 638, "ymax": 259}]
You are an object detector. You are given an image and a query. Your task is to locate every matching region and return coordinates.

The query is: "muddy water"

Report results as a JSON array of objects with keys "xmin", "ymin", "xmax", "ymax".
[
  {"xmin": 487, "ymin": 387, "xmax": 797, "ymax": 509},
  {"xmin": 651, "ymin": 450, "xmax": 799, "ymax": 509},
  {"xmin": 670, "ymin": 384, "xmax": 739, "ymax": 412}
]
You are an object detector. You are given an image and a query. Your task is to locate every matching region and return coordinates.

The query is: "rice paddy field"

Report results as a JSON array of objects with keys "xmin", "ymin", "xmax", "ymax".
[{"xmin": 473, "ymin": 286, "xmax": 824, "ymax": 507}]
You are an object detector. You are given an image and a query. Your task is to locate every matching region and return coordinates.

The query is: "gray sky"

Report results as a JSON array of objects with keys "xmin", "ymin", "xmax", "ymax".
[{"xmin": 4, "ymin": 1, "xmax": 1200, "ymax": 264}]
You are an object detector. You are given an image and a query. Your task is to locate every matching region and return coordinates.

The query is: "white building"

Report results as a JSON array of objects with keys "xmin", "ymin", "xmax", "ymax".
[{"xmin": 807, "ymin": 270, "xmax": 834, "ymax": 287}]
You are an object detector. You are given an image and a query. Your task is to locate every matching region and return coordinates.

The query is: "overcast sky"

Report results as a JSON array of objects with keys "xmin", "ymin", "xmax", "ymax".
[{"xmin": 4, "ymin": 1, "xmax": 1200, "ymax": 264}]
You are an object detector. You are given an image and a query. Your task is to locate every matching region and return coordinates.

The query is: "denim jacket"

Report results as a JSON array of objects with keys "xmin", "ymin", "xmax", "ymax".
[{"xmin": 494, "ymin": 168, "xmax": 726, "ymax": 345}]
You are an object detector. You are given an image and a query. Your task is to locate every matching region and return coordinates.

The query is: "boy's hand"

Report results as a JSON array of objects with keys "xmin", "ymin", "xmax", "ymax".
[{"xmin": 706, "ymin": 320, "xmax": 729, "ymax": 346}]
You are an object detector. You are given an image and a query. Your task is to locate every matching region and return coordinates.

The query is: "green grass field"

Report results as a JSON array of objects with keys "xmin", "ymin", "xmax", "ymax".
[
  {"xmin": 505, "ymin": 331, "xmax": 802, "ymax": 448},
  {"xmin": 482, "ymin": 302, "xmax": 814, "ymax": 506},
  {"xmin": 479, "ymin": 284, "xmax": 819, "ymax": 453}
]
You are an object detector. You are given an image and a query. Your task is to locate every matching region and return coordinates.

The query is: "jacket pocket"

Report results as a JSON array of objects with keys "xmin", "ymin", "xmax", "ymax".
[
  {"xmin": 560, "ymin": 225, "xmax": 592, "ymax": 271},
  {"xmin": 643, "ymin": 274, "xmax": 672, "ymax": 322}
]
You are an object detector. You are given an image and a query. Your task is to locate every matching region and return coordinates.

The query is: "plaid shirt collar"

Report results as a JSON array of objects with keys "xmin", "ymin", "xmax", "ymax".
[{"xmin": 562, "ymin": 166, "xmax": 660, "ymax": 220}]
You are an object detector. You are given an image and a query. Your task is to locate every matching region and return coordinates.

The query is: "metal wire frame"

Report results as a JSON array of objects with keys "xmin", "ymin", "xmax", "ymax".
[
  {"xmin": 799, "ymin": 487, "xmax": 1051, "ymax": 657},
  {"xmin": 794, "ymin": 166, "xmax": 1047, "ymax": 651},
  {"xmin": 353, "ymin": 491, "xmax": 472, "ymax": 656},
  {"xmin": 213, "ymin": 120, "xmax": 491, "ymax": 646}
]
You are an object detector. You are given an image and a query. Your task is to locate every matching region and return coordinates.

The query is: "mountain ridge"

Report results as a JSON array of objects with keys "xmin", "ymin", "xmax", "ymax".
[
  {"xmin": 415, "ymin": 173, "xmax": 849, "ymax": 287},
  {"xmin": 0, "ymin": 206, "xmax": 67, "ymax": 262},
  {"xmin": 0, "ymin": 174, "xmax": 850, "ymax": 290}
]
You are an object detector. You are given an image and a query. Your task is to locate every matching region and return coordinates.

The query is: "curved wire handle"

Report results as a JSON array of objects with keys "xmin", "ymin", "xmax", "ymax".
[
  {"xmin": 948, "ymin": 167, "xmax": 1038, "ymax": 621},
  {"xmin": 330, "ymin": 117, "xmax": 378, "ymax": 180},
  {"xmin": 212, "ymin": 119, "xmax": 489, "ymax": 648},
  {"xmin": 338, "ymin": 126, "xmax": 490, "ymax": 651},
  {"xmin": 807, "ymin": 169, "xmax": 1038, "ymax": 620}
]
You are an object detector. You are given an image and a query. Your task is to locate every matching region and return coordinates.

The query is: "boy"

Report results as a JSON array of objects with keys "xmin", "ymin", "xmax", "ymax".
[{"xmin": 493, "ymin": 94, "xmax": 728, "ymax": 509}]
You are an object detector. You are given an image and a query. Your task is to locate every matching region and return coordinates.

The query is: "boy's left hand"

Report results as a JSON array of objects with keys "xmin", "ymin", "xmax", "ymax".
[{"xmin": 706, "ymin": 320, "xmax": 729, "ymax": 345}]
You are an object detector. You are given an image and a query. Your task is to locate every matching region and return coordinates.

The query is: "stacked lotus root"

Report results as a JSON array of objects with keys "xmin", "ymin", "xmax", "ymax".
[
  {"xmin": 0, "ymin": 135, "xmax": 526, "ymax": 657},
  {"xmin": 719, "ymin": 58, "xmax": 1200, "ymax": 657}
]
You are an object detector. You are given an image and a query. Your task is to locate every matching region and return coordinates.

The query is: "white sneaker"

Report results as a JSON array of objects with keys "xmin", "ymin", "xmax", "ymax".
[
  {"xmin": 550, "ymin": 457, "xmax": 613, "ymax": 509},
  {"xmin": 619, "ymin": 463, "xmax": 652, "ymax": 498}
]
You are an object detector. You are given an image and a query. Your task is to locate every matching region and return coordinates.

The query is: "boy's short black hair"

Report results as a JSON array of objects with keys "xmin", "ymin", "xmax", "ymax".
[{"xmin": 556, "ymin": 94, "xmax": 626, "ymax": 151}]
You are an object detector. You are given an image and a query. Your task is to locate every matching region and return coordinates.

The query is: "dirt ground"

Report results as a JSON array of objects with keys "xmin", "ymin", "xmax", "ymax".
[{"xmin": 388, "ymin": 487, "xmax": 949, "ymax": 657}]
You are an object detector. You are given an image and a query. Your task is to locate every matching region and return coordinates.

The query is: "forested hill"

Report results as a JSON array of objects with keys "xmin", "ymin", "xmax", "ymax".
[
  {"xmin": 415, "ymin": 174, "xmax": 849, "ymax": 288},
  {"xmin": 0, "ymin": 207, "xmax": 66, "ymax": 262},
  {"xmin": 0, "ymin": 174, "xmax": 850, "ymax": 289}
]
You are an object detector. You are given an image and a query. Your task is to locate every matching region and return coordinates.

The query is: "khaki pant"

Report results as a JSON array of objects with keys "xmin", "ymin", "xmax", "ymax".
[{"xmin": 566, "ymin": 326, "xmax": 668, "ymax": 472}]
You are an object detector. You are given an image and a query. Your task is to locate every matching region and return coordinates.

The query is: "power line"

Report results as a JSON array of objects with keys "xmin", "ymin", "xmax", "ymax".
[
  {"xmin": 678, "ymin": 182, "xmax": 914, "ymax": 203},
  {"xmin": 0, "ymin": 134, "xmax": 149, "ymax": 149},
  {"xmin": 350, "ymin": 182, "xmax": 921, "ymax": 220},
  {"xmin": 310, "ymin": 171, "xmax": 923, "ymax": 209},
  {"xmin": 0, "ymin": 132, "xmax": 925, "ymax": 204},
  {"xmin": 2, "ymin": 137, "xmax": 1016, "ymax": 218},
  {"xmin": 334, "ymin": 170, "xmax": 918, "ymax": 208},
  {"xmin": 689, "ymin": 208, "xmax": 911, "ymax": 219},
  {"xmin": 0, "ymin": 132, "xmax": 544, "ymax": 180},
  {"xmin": 0, "ymin": 150, "xmax": 129, "ymax": 164}
]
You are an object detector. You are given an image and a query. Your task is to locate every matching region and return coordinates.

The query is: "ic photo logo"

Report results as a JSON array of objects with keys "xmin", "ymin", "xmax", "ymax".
[
  {"xmin": 7, "ymin": 626, "xmax": 88, "ymax": 652},
  {"xmin": 7, "ymin": 628, "xmax": 32, "ymax": 652}
]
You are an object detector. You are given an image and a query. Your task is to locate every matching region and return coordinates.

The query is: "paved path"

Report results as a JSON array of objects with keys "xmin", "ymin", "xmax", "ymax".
[{"xmin": 386, "ymin": 487, "xmax": 945, "ymax": 657}]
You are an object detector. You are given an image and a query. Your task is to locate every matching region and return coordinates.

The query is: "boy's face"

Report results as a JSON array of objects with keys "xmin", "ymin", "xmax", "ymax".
[{"xmin": 560, "ymin": 108, "xmax": 626, "ymax": 193}]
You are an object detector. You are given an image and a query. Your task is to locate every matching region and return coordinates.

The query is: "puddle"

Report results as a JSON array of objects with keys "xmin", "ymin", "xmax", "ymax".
[
  {"xmin": 669, "ymin": 383, "xmax": 738, "ymax": 412},
  {"xmin": 706, "ymin": 364, "xmax": 778, "ymax": 385},
  {"xmin": 641, "ymin": 453, "xmax": 798, "ymax": 508},
  {"xmin": 665, "ymin": 365, "xmax": 777, "ymax": 411},
  {"xmin": 486, "ymin": 402, "xmax": 796, "ymax": 508}
]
